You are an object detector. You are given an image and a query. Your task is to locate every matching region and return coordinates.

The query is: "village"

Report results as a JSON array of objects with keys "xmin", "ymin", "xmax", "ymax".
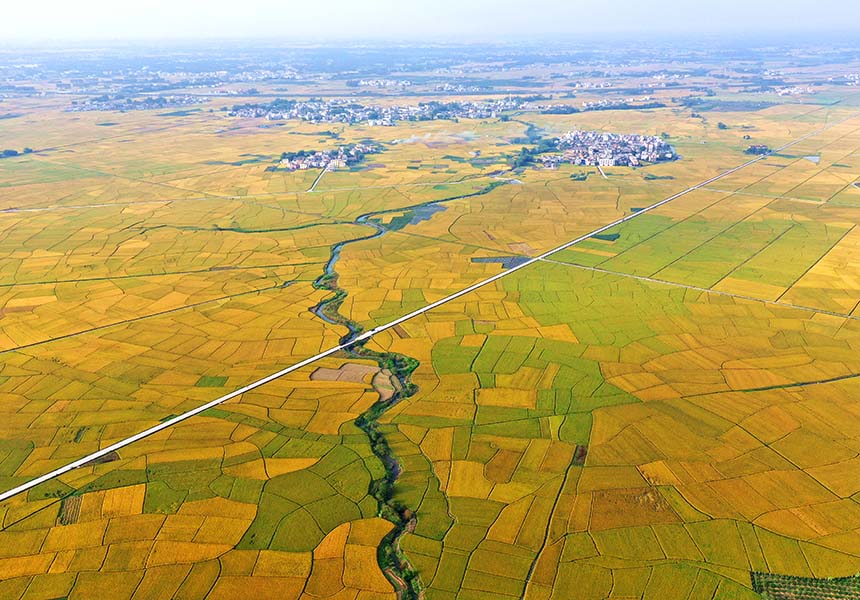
[
  {"xmin": 539, "ymin": 129, "xmax": 677, "ymax": 168},
  {"xmin": 580, "ymin": 95, "xmax": 665, "ymax": 111},
  {"xmin": 274, "ymin": 142, "xmax": 381, "ymax": 171},
  {"xmin": 355, "ymin": 78, "xmax": 412, "ymax": 88}
]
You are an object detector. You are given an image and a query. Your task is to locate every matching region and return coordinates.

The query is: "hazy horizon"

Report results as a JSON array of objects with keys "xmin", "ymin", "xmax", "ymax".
[{"xmin": 3, "ymin": 0, "xmax": 859, "ymax": 43}]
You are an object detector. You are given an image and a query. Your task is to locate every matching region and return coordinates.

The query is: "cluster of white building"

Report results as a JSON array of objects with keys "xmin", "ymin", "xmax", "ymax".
[
  {"xmin": 278, "ymin": 143, "xmax": 380, "ymax": 171},
  {"xmin": 773, "ymin": 86, "xmax": 813, "ymax": 96},
  {"xmin": 357, "ymin": 79, "xmax": 412, "ymax": 88},
  {"xmin": 433, "ymin": 83, "xmax": 485, "ymax": 93},
  {"xmin": 539, "ymin": 129, "xmax": 677, "ymax": 168},
  {"xmin": 828, "ymin": 73, "xmax": 860, "ymax": 86},
  {"xmin": 230, "ymin": 97, "xmax": 526, "ymax": 126},
  {"xmin": 568, "ymin": 81, "xmax": 614, "ymax": 89},
  {"xmin": 581, "ymin": 95, "xmax": 656, "ymax": 110},
  {"xmin": 67, "ymin": 94, "xmax": 205, "ymax": 112}
]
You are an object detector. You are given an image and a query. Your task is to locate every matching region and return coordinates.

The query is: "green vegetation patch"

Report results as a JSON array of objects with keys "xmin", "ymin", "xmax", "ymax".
[
  {"xmin": 591, "ymin": 233, "xmax": 620, "ymax": 242},
  {"xmin": 195, "ymin": 375, "xmax": 229, "ymax": 387},
  {"xmin": 144, "ymin": 458, "xmax": 223, "ymax": 505},
  {"xmin": 0, "ymin": 440, "xmax": 34, "ymax": 477},
  {"xmin": 729, "ymin": 221, "xmax": 850, "ymax": 288},
  {"xmin": 27, "ymin": 478, "xmax": 75, "ymax": 501},
  {"xmin": 432, "ymin": 337, "xmax": 482, "ymax": 375},
  {"xmin": 751, "ymin": 572, "xmax": 860, "ymax": 600},
  {"xmin": 79, "ymin": 469, "xmax": 147, "ymax": 495},
  {"xmin": 682, "ymin": 98, "xmax": 778, "ymax": 112},
  {"xmin": 238, "ymin": 446, "xmax": 375, "ymax": 552},
  {"xmin": 157, "ymin": 108, "xmax": 203, "ymax": 117},
  {"xmin": 654, "ymin": 218, "xmax": 796, "ymax": 288},
  {"xmin": 143, "ymin": 480, "xmax": 188, "ymax": 514}
]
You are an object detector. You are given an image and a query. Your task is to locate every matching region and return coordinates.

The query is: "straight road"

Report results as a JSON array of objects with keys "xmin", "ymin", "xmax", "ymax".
[
  {"xmin": 307, "ymin": 167, "xmax": 329, "ymax": 192},
  {"xmin": 0, "ymin": 116, "xmax": 851, "ymax": 504}
]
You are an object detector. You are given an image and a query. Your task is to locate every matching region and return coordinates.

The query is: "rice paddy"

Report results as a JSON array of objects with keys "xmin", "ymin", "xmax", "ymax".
[{"xmin": 0, "ymin": 59, "xmax": 859, "ymax": 599}]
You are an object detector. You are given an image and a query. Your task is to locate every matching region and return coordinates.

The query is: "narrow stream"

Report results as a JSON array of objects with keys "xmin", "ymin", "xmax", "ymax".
[{"xmin": 308, "ymin": 180, "xmax": 508, "ymax": 598}]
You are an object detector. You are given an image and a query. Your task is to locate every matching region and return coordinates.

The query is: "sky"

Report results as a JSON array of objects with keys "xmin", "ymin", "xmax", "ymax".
[{"xmin": 1, "ymin": 0, "xmax": 858, "ymax": 42}]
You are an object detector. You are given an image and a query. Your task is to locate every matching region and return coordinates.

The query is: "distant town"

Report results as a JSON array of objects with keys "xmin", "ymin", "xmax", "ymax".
[
  {"xmin": 229, "ymin": 97, "xmax": 527, "ymax": 125},
  {"xmin": 68, "ymin": 94, "xmax": 206, "ymax": 112},
  {"xmin": 352, "ymin": 79, "xmax": 413, "ymax": 89},
  {"xmin": 580, "ymin": 96, "xmax": 666, "ymax": 111}
]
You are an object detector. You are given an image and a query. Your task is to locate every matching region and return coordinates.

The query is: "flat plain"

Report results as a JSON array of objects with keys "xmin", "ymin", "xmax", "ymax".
[{"xmin": 0, "ymin": 44, "xmax": 859, "ymax": 600}]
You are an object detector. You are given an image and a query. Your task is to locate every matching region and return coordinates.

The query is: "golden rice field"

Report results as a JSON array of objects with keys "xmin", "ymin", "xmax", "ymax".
[{"xmin": 0, "ymin": 73, "xmax": 859, "ymax": 600}]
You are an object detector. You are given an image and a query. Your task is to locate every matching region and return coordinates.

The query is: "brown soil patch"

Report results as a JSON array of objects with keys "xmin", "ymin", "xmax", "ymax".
[
  {"xmin": 508, "ymin": 242, "xmax": 535, "ymax": 255},
  {"xmin": 59, "ymin": 495, "xmax": 82, "ymax": 525},
  {"xmin": 83, "ymin": 450, "xmax": 120, "ymax": 467},
  {"xmin": 372, "ymin": 369, "xmax": 401, "ymax": 402},
  {"xmin": 589, "ymin": 487, "xmax": 681, "ymax": 531},
  {"xmin": 311, "ymin": 363, "xmax": 378, "ymax": 383}
]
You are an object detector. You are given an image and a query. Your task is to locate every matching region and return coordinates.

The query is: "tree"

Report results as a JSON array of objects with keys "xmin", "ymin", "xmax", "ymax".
[{"xmin": 512, "ymin": 147, "xmax": 536, "ymax": 169}]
